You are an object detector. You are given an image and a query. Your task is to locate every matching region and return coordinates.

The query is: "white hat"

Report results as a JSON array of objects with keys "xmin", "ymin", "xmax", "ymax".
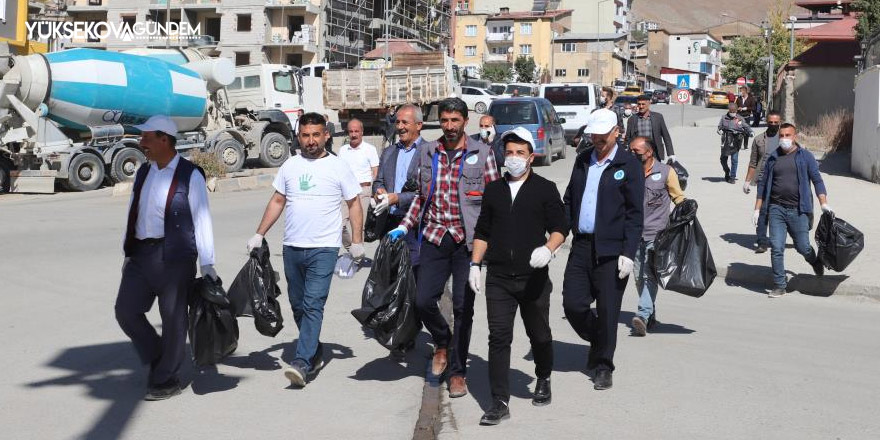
[
  {"xmin": 500, "ymin": 126, "xmax": 536, "ymax": 152},
  {"xmin": 584, "ymin": 109, "xmax": 618, "ymax": 135},
  {"xmin": 133, "ymin": 115, "xmax": 179, "ymax": 138}
]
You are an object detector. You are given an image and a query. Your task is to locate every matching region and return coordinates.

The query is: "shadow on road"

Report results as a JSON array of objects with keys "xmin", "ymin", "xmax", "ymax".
[
  {"xmin": 349, "ymin": 331, "xmax": 433, "ymax": 382},
  {"xmin": 725, "ymin": 262, "xmax": 849, "ymax": 297},
  {"xmin": 619, "ymin": 311, "xmax": 696, "ymax": 335},
  {"xmin": 789, "ymin": 273, "xmax": 849, "ymax": 297},
  {"xmin": 720, "ymin": 233, "xmax": 758, "ymax": 251},
  {"xmin": 701, "ymin": 177, "xmax": 727, "ymax": 183},
  {"xmin": 725, "ymin": 262, "xmax": 773, "ymax": 294},
  {"xmin": 818, "ymin": 152, "xmax": 854, "ymax": 177}
]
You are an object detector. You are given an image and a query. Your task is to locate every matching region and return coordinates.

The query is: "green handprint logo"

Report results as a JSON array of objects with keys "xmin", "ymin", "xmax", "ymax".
[{"xmin": 299, "ymin": 174, "xmax": 316, "ymax": 191}]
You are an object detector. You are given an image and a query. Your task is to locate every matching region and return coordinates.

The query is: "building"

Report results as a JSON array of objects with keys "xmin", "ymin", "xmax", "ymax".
[
  {"xmin": 852, "ymin": 29, "xmax": 880, "ymax": 183},
  {"xmin": 550, "ymin": 33, "xmax": 633, "ymax": 86},
  {"xmin": 1, "ymin": 0, "xmax": 53, "ymax": 55},
  {"xmin": 453, "ymin": 7, "xmax": 571, "ymax": 80},
  {"xmin": 644, "ymin": 29, "xmax": 723, "ymax": 91},
  {"xmin": 461, "ymin": 0, "xmax": 630, "ymax": 35}
]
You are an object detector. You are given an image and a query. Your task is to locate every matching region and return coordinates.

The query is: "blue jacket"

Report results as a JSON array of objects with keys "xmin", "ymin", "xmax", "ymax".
[
  {"xmin": 373, "ymin": 138, "xmax": 422, "ymax": 212},
  {"xmin": 757, "ymin": 145, "xmax": 827, "ymax": 216}
]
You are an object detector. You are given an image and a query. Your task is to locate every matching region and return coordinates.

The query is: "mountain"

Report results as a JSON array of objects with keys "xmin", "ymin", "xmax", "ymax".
[{"xmin": 631, "ymin": 0, "xmax": 806, "ymax": 33}]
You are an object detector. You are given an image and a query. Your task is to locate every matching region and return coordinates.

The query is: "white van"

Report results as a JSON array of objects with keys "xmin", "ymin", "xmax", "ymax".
[{"xmin": 538, "ymin": 83, "xmax": 599, "ymax": 142}]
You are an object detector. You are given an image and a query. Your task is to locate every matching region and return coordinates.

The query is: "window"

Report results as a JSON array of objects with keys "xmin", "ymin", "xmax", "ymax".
[
  {"xmin": 462, "ymin": 87, "xmax": 477, "ymax": 95},
  {"xmin": 227, "ymin": 77, "xmax": 242, "ymax": 90},
  {"xmin": 235, "ymin": 52, "xmax": 250, "ymax": 66},
  {"xmin": 243, "ymin": 75, "xmax": 261, "ymax": 88},
  {"xmin": 492, "ymin": 26, "xmax": 511, "ymax": 34},
  {"xmin": 273, "ymin": 72, "xmax": 296, "ymax": 94},
  {"xmin": 520, "ymin": 23, "xmax": 532, "ymax": 35},
  {"xmin": 464, "ymin": 46, "xmax": 477, "ymax": 57},
  {"xmin": 488, "ymin": 102, "xmax": 539, "ymax": 125},
  {"xmin": 554, "ymin": 69, "xmax": 567, "ymax": 77},
  {"xmin": 543, "ymin": 86, "xmax": 591, "ymax": 106},
  {"xmin": 520, "ymin": 44, "xmax": 532, "ymax": 55},
  {"xmin": 577, "ymin": 68, "xmax": 590, "ymax": 77},
  {"xmin": 561, "ymin": 42, "xmax": 576, "ymax": 53},
  {"xmin": 491, "ymin": 46, "xmax": 510, "ymax": 55},
  {"xmin": 465, "ymin": 25, "xmax": 477, "ymax": 37},
  {"xmin": 237, "ymin": 14, "xmax": 252, "ymax": 32}
]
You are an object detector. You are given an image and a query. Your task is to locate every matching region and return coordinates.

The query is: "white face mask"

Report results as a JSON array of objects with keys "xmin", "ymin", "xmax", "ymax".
[
  {"xmin": 480, "ymin": 127, "xmax": 495, "ymax": 141},
  {"xmin": 728, "ymin": 112, "xmax": 737, "ymax": 117},
  {"xmin": 505, "ymin": 156, "xmax": 529, "ymax": 177},
  {"xmin": 780, "ymin": 138, "xmax": 795, "ymax": 150},
  {"xmin": 624, "ymin": 108, "xmax": 633, "ymax": 117}
]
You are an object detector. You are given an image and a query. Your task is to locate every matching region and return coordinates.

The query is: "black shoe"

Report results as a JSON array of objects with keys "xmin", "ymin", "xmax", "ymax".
[
  {"xmin": 593, "ymin": 369, "xmax": 613, "ymax": 390},
  {"xmin": 309, "ymin": 343, "xmax": 325, "ymax": 375},
  {"xmin": 145, "ymin": 378, "xmax": 182, "ymax": 401},
  {"xmin": 479, "ymin": 400, "xmax": 510, "ymax": 426},
  {"xmin": 631, "ymin": 316, "xmax": 647, "ymax": 336},
  {"xmin": 284, "ymin": 360, "xmax": 309, "ymax": 387},
  {"xmin": 647, "ymin": 313, "xmax": 658, "ymax": 329},
  {"xmin": 532, "ymin": 378, "xmax": 551, "ymax": 406},
  {"xmin": 768, "ymin": 287, "xmax": 786, "ymax": 298},
  {"xmin": 811, "ymin": 258, "xmax": 825, "ymax": 277},
  {"xmin": 755, "ymin": 244, "xmax": 768, "ymax": 254}
]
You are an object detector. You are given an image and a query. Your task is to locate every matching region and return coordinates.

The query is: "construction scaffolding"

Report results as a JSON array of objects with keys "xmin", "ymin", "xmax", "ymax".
[
  {"xmin": 382, "ymin": 0, "xmax": 451, "ymax": 51},
  {"xmin": 326, "ymin": 0, "xmax": 377, "ymax": 66}
]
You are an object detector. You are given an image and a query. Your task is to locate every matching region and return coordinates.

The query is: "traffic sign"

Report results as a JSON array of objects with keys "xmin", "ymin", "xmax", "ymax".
[
  {"xmin": 736, "ymin": 77, "xmax": 746, "ymax": 86},
  {"xmin": 676, "ymin": 74, "xmax": 690, "ymax": 89},
  {"xmin": 675, "ymin": 88, "xmax": 691, "ymax": 104}
]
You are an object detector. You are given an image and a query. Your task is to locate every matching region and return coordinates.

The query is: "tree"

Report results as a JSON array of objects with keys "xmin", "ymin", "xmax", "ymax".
[
  {"xmin": 721, "ymin": 0, "xmax": 811, "ymax": 94},
  {"xmin": 478, "ymin": 63, "xmax": 512, "ymax": 83},
  {"xmin": 853, "ymin": 0, "xmax": 880, "ymax": 41},
  {"xmin": 513, "ymin": 56, "xmax": 538, "ymax": 83}
]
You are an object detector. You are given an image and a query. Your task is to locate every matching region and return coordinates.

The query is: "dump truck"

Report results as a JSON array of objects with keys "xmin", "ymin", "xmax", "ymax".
[
  {"xmin": 0, "ymin": 47, "xmax": 296, "ymax": 193},
  {"xmin": 322, "ymin": 52, "xmax": 460, "ymax": 133}
]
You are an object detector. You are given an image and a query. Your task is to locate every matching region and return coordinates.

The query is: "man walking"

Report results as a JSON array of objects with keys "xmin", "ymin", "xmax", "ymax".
[
  {"xmin": 754, "ymin": 123, "xmax": 831, "ymax": 298},
  {"xmin": 115, "ymin": 115, "xmax": 216, "ymax": 401},
  {"xmin": 625, "ymin": 95, "xmax": 676, "ymax": 163},
  {"xmin": 339, "ymin": 118, "xmax": 379, "ymax": 254},
  {"xmin": 718, "ymin": 102, "xmax": 754, "ymax": 184},
  {"xmin": 628, "ymin": 137, "xmax": 686, "ymax": 336},
  {"xmin": 469, "ymin": 128, "xmax": 568, "ymax": 425},
  {"xmin": 247, "ymin": 113, "xmax": 365, "ymax": 386},
  {"xmin": 743, "ymin": 111, "xmax": 782, "ymax": 253},
  {"xmin": 470, "ymin": 114, "xmax": 503, "ymax": 171},
  {"xmin": 562, "ymin": 109, "xmax": 644, "ymax": 390},
  {"xmin": 387, "ymin": 98, "xmax": 499, "ymax": 398},
  {"xmin": 736, "ymin": 86, "xmax": 756, "ymax": 120}
]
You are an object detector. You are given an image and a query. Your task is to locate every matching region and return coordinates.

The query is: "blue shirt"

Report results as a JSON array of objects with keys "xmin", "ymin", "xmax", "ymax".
[
  {"xmin": 578, "ymin": 146, "xmax": 618, "ymax": 233},
  {"xmin": 390, "ymin": 137, "xmax": 421, "ymax": 214}
]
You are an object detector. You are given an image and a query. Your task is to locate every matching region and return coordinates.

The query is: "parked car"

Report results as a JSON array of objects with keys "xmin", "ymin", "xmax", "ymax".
[
  {"xmin": 708, "ymin": 91, "xmax": 730, "ymax": 108},
  {"xmin": 538, "ymin": 82, "xmax": 599, "ymax": 144},
  {"xmin": 621, "ymin": 85, "xmax": 643, "ymax": 97},
  {"xmin": 652, "ymin": 90, "xmax": 670, "ymax": 104},
  {"xmin": 501, "ymin": 83, "xmax": 538, "ymax": 97},
  {"xmin": 488, "ymin": 97, "xmax": 566, "ymax": 166},
  {"xmin": 460, "ymin": 86, "xmax": 498, "ymax": 113},
  {"xmin": 489, "ymin": 83, "xmax": 507, "ymax": 95}
]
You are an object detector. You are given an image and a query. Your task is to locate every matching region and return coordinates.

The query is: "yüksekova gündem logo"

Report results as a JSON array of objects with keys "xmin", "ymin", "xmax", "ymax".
[{"xmin": 27, "ymin": 21, "xmax": 202, "ymax": 41}]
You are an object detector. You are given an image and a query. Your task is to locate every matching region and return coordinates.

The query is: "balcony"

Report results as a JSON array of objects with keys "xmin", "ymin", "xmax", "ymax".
[
  {"xmin": 483, "ymin": 53, "xmax": 509, "ymax": 63},
  {"xmin": 265, "ymin": 0, "xmax": 321, "ymax": 14},
  {"xmin": 485, "ymin": 32, "xmax": 513, "ymax": 44},
  {"xmin": 66, "ymin": 0, "xmax": 107, "ymax": 11},
  {"xmin": 149, "ymin": 0, "xmax": 222, "ymax": 9},
  {"xmin": 265, "ymin": 25, "xmax": 318, "ymax": 52}
]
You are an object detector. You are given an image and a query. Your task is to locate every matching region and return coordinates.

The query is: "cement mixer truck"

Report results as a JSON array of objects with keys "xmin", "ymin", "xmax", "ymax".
[{"xmin": 0, "ymin": 48, "xmax": 297, "ymax": 193}]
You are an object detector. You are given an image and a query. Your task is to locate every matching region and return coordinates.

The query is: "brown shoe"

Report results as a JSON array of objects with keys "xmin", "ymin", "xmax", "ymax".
[
  {"xmin": 448, "ymin": 375, "xmax": 468, "ymax": 398},
  {"xmin": 431, "ymin": 347, "xmax": 448, "ymax": 376}
]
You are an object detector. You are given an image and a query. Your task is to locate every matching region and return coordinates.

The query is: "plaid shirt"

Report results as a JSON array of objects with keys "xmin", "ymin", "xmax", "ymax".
[
  {"xmin": 401, "ymin": 142, "xmax": 499, "ymax": 246},
  {"xmin": 635, "ymin": 111, "xmax": 653, "ymax": 139}
]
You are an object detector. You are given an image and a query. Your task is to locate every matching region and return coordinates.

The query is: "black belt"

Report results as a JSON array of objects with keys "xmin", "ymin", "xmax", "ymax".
[
  {"xmin": 134, "ymin": 238, "xmax": 164, "ymax": 245},
  {"xmin": 574, "ymin": 233, "xmax": 595, "ymax": 241}
]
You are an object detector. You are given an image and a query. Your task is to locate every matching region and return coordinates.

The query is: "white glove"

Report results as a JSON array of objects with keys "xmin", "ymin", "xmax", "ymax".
[
  {"xmin": 350, "ymin": 242, "xmax": 365, "ymax": 260},
  {"xmin": 529, "ymin": 246, "xmax": 553, "ymax": 268},
  {"xmin": 821, "ymin": 204, "xmax": 833, "ymax": 214},
  {"xmin": 665, "ymin": 155, "xmax": 677, "ymax": 164},
  {"xmin": 617, "ymin": 256, "xmax": 634, "ymax": 280},
  {"xmin": 752, "ymin": 210, "xmax": 760, "ymax": 227},
  {"xmin": 742, "ymin": 180, "xmax": 751, "ymax": 194},
  {"xmin": 201, "ymin": 264, "xmax": 218, "ymax": 281},
  {"xmin": 468, "ymin": 265, "xmax": 482, "ymax": 294},
  {"xmin": 373, "ymin": 193, "xmax": 390, "ymax": 215},
  {"xmin": 247, "ymin": 233, "xmax": 264, "ymax": 253}
]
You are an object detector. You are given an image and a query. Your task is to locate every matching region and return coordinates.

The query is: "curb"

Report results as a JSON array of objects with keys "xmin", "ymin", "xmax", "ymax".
[
  {"xmin": 716, "ymin": 264, "xmax": 880, "ymax": 300},
  {"xmin": 110, "ymin": 171, "xmax": 277, "ymax": 197}
]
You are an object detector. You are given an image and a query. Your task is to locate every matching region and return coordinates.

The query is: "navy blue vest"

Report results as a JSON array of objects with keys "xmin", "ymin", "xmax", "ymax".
[{"xmin": 123, "ymin": 158, "xmax": 204, "ymax": 261}]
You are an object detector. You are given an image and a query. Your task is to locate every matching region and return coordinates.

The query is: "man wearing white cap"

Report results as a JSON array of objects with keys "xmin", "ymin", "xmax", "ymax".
[
  {"xmin": 115, "ymin": 115, "xmax": 217, "ymax": 400},
  {"xmin": 469, "ymin": 127, "xmax": 568, "ymax": 425},
  {"xmin": 561, "ymin": 109, "xmax": 644, "ymax": 391}
]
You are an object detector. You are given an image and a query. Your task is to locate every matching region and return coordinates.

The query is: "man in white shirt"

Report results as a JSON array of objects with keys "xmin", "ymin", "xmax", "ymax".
[
  {"xmin": 247, "ymin": 113, "xmax": 365, "ymax": 387},
  {"xmin": 115, "ymin": 115, "xmax": 216, "ymax": 401},
  {"xmin": 338, "ymin": 118, "xmax": 379, "ymax": 252}
]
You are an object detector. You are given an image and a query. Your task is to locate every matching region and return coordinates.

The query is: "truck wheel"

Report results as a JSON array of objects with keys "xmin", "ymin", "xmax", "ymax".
[
  {"xmin": 540, "ymin": 151, "xmax": 553, "ymax": 167},
  {"xmin": 557, "ymin": 141, "xmax": 567, "ymax": 160},
  {"xmin": 0, "ymin": 158, "xmax": 11, "ymax": 193},
  {"xmin": 214, "ymin": 138, "xmax": 245, "ymax": 173},
  {"xmin": 65, "ymin": 153, "xmax": 105, "ymax": 192},
  {"xmin": 110, "ymin": 147, "xmax": 146, "ymax": 183},
  {"xmin": 258, "ymin": 132, "xmax": 290, "ymax": 168},
  {"xmin": 475, "ymin": 101, "xmax": 487, "ymax": 114}
]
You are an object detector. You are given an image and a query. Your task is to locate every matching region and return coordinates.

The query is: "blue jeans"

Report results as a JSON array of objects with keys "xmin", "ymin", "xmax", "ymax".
[
  {"xmin": 756, "ymin": 207, "xmax": 770, "ymax": 247},
  {"xmin": 282, "ymin": 246, "xmax": 339, "ymax": 369},
  {"xmin": 768, "ymin": 205, "xmax": 817, "ymax": 289},
  {"xmin": 633, "ymin": 240, "xmax": 658, "ymax": 321},
  {"xmin": 720, "ymin": 150, "xmax": 739, "ymax": 178}
]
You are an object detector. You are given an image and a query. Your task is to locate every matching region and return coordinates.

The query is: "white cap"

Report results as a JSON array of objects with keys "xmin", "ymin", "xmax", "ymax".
[
  {"xmin": 584, "ymin": 109, "xmax": 618, "ymax": 135},
  {"xmin": 500, "ymin": 126, "xmax": 536, "ymax": 152},
  {"xmin": 133, "ymin": 115, "xmax": 178, "ymax": 138}
]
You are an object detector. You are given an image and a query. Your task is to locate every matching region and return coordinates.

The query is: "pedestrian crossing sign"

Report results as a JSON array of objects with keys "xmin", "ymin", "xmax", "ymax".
[{"xmin": 676, "ymin": 75, "xmax": 690, "ymax": 89}]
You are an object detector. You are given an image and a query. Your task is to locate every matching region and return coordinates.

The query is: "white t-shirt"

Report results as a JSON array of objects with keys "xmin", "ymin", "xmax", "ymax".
[
  {"xmin": 339, "ymin": 141, "xmax": 379, "ymax": 183},
  {"xmin": 273, "ymin": 154, "xmax": 362, "ymax": 248},
  {"xmin": 508, "ymin": 178, "xmax": 525, "ymax": 202}
]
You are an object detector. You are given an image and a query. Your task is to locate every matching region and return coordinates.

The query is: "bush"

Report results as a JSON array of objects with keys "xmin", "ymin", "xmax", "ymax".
[
  {"xmin": 189, "ymin": 150, "xmax": 226, "ymax": 179},
  {"xmin": 802, "ymin": 109, "xmax": 853, "ymax": 153}
]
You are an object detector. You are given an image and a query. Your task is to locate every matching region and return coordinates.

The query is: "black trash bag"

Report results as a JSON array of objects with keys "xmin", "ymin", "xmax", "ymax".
[
  {"xmin": 652, "ymin": 199, "xmax": 716, "ymax": 297},
  {"xmin": 228, "ymin": 239, "xmax": 284, "ymax": 337},
  {"xmin": 351, "ymin": 236, "xmax": 420, "ymax": 350},
  {"xmin": 188, "ymin": 276, "xmax": 239, "ymax": 367},
  {"xmin": 669, "ymin": 160, "xmax": 689, "ymax": 191},
  {"xmin": 364, "ymin": 207, "xmax": 388, "ymax": 243},
  {"xmin": 815, "ymin": 212, "xmax": 864, "ymax": 272}
]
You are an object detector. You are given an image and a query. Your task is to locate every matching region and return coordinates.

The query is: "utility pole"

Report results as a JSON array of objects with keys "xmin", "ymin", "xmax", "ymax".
[
  {"xmin": 384, "ymin": 0, "xmax": 390, "ymax": 64},
  {"xmin": 789, "ymin": 16, "xmax": 798, "ymax": 60},
  {"xmin": 764, "ymin": 22, "xmax": 774, "ymax": 111}
]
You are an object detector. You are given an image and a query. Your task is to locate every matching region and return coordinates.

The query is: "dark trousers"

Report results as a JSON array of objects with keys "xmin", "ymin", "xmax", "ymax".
[
  {"xmin": 561, "ymin": 236, "xmax": 628, "ymax": 371},
  {"xmin": 486, "ymin": 269, "xmax": 553, "ymax": 402},
  {"xmin": 416, "ymin": 233, "xmax": 475, "ymax": 377},
  {"xmin": 115, "ymin": 240, "xmax": 196, "ymax": 385}
]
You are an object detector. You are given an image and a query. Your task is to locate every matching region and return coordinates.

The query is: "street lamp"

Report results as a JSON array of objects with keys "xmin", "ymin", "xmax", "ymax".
[
  {"xmin": 789, "ymin": 16, "xmax": 798, "ymax": 60},
  {"xmin": 597, "ymin": 0, "xmax": 612, "ymax": 86}
]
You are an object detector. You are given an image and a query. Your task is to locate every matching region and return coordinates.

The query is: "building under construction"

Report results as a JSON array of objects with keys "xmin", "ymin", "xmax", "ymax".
[{"xmin": 325, "ymin": 0, "xmax": 452, "ymax": 66}]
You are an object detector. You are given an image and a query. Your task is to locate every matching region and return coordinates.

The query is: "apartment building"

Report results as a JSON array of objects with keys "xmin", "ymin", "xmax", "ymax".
[
  {"xmin": 459, "ymin": 0, "xmax": 630, "ymax": 35},
  {"xmin": 550, "ymin": 33, "xmax": 631, "ymax": 86}
]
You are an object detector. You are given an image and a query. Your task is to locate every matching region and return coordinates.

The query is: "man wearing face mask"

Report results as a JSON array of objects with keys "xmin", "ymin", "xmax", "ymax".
[
  {"xmin": 562, "ymin": 109, "xmax": 644, "ymax": 390},
  {"xmin": 468, "ymin": 127, "xmax": 568, "ymax": 425},
  {"xmin": 743, "ymin": 110, "xmax": 782, "ymax": 253},
  {"xmin": 754, "ymin": 123, "xmax": 830, "ymax": 298},
  {"xmin": 470, "ymin": 115, "xmax": 503, "ymax": 172},
  {"xmin": 717, "ymin": 102, "xmax": 754, "ymax": 184}
]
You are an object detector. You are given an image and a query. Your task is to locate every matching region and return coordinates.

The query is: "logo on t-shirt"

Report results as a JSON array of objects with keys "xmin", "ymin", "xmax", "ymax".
[{"xmin": 299, "ymin": 174, "xmax": 316, "ymax": 191}]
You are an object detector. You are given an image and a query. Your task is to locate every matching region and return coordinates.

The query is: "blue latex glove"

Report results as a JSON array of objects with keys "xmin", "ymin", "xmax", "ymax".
[{"xmin": 387, "ymin": 225, "xmax": 407, "ymax": 242}]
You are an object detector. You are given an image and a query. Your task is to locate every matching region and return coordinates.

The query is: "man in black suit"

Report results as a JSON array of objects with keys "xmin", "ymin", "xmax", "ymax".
[{"xmin": 625, "ymin": 95, "xmax": 676, "ymax": 163}]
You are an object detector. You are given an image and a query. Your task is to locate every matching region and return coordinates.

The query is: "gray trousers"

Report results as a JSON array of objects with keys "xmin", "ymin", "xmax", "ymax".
[{"xmin": 115, "ymin": 240, "xmax": 196, "ymax": 385}]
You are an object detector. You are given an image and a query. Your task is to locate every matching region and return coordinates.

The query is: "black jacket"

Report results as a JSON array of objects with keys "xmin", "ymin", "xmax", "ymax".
[
  {"xmin": 474, "ymin": 172, "xmax": 569, "ymax": 276},
  {"xmin": 625, "ymin": 111, "xmax": 675, "ymax": 160},
  {"xmin": 563, "ymin": 147, "xmax": 644, "ymax": 259}
]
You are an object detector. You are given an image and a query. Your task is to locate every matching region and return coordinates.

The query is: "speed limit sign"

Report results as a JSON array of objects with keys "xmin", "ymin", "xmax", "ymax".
[{"xmin": 675, "ymin": 88, "xmax": 691, "ymax": 104}]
